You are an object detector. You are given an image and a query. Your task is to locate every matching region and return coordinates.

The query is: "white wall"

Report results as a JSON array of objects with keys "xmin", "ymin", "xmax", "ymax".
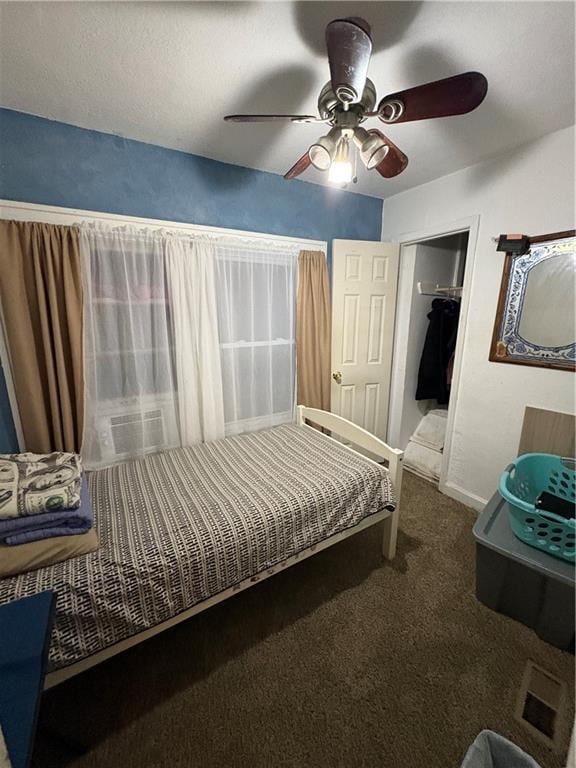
[{"xmin": 382, "ymin": 126, "xmax": 575, "ymax": 507}]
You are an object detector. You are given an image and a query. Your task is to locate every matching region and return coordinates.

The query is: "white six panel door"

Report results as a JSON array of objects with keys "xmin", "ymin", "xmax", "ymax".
[{"xmin": 331, "ymin": 240, "xmax": 399, "ymax": 440}]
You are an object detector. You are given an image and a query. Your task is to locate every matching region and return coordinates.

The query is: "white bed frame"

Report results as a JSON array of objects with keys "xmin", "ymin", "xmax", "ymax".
[{"xmin": 44, "ymin": 407, "xmax": 403, "ymax": 689}]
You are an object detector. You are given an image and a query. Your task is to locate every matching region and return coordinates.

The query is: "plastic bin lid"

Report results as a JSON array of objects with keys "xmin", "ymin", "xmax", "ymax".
[{"xmin": 473, "ymin": 492, "xmax": 575, "ymax": 587}]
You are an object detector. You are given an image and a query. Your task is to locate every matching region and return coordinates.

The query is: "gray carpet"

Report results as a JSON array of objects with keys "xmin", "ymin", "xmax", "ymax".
[{"xmin": 34, "ymin": 474, "xmax": 574, "ymax": 768}]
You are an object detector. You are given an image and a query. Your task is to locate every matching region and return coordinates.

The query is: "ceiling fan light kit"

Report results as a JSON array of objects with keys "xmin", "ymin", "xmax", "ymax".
[
  {"xmin": 309, "ymin": 127, "xmax": 340, "ymax": 171},
  {"xmin": 225, "ymin": 17, "xmax": 488, "ymax": 186},
  {"xmin": 327, "ymin": 137, "xmax": 353, "ymax": 184},
  {"xmin": 354, "ymin": 127, "xmax": 389, "ymax": 170}
]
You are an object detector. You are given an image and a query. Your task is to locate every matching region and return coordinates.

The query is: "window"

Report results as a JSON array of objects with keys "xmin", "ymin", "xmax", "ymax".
[
  {"xmin": 80, "ymin": 221, "xmax": 318, "ymax": 466},
  {"xmin": 215, "ymin": 244, "xmax": 297, "ymax": 435},
  {"xmin": 82, "ymin": 228, "xmax": 179, "ymax": 466}
]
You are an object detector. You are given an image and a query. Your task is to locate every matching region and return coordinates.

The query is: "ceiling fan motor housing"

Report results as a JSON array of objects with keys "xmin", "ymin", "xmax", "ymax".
[
  {"xmin": 335, "ymin": 84, "xmax": 357, "ymax": 103},
  {"xmin": 318, "ymin": 79, "xmax": 376, "ymax": 121}
]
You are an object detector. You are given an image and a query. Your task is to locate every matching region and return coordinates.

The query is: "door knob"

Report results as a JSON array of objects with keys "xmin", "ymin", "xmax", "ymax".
[{"xmin": 332, "ymin": 371, "xmax": 343, "ymax": 384}]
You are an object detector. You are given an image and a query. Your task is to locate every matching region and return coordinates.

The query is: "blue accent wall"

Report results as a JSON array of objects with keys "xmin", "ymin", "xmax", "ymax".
[
  {"xmin": 0, "ymin": 107, "xmax": 383, "ymax": 450},
  {"xmin": 0, "ymin": 109, "xmax": 382, "ymax": 248}
]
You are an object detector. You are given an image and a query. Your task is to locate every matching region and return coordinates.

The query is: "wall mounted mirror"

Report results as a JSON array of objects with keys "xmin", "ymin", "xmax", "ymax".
[{"xmin": 490, "ymin": 230, "xmax": 575, "ymax": 371}]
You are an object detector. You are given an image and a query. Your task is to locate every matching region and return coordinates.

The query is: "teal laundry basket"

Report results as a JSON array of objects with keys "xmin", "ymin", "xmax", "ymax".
[{"xmin": 499, "ymin": 453, "xmax": 576, "ymax": 563}]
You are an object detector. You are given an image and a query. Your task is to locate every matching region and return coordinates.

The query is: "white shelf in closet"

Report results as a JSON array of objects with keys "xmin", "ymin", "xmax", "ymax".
[{"xmin": 416, "ymin": 281, "xmax": 462, "ymax": 298}]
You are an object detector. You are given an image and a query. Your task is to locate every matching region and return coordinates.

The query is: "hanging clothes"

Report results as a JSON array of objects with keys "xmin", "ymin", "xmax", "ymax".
[{"xmin": 416, "ymin": 298, "xmax": 460, "ymax": 405}]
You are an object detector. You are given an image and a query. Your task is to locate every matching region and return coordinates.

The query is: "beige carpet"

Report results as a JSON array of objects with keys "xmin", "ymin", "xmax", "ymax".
[{"xmin": 34, "ymin": 474, "xmax": 574, "ymax": 768}]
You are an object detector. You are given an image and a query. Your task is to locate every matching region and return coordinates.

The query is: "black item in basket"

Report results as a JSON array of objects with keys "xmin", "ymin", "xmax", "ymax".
[{"xmin": 535, "ymin": 491, "xmax": 575, "ymax": 521}]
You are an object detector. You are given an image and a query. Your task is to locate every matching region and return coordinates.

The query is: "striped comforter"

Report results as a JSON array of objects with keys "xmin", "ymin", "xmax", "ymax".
[{"xmin": 0, "ymin": 424, "xmax": 394, "ymax": 671}]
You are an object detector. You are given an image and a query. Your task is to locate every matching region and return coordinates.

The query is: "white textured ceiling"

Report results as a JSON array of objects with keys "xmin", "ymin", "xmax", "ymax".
[{"xmin": 0, "ymin": 1, "xmax": 574, "ymax": 199}]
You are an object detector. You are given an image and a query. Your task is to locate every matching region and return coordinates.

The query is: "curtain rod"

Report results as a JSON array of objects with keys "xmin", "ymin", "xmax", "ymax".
[
  {"xmin": 79, "ymin": 221, "xmax": 306, "ymax": 253},
  {"xmin": 0, "ymin": 200, "xmax": 327, "ymax": 252}
]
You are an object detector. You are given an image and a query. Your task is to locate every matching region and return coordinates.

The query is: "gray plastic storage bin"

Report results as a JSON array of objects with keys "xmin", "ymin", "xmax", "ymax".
[
  {"xmin": 473, "ymin": 492, "xmax": 575, "ymax": 651},
  {"xmin": 460, "ymin": 730, "xmax": 540, "ymax": 768}
]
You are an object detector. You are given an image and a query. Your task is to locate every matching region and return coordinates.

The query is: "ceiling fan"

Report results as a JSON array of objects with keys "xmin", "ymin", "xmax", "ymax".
[{"xmin": 224, "ymin": 17, "xmax": 488, "ymax": 185}]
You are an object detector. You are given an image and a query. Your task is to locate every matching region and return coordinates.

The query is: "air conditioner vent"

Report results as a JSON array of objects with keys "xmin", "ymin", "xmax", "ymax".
[
  {"xmin": 515, "ymin": 660, "xmax": 567, "ymax": 750},
  {"xmin": 110, "ymin": 409, "xmax": 165, "ymax": 455}
]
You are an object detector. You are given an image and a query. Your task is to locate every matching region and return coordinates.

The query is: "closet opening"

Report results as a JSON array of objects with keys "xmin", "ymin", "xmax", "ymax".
[{"xmin": 388, "ymin": 229, "xmax": 470, "ymax": 489}]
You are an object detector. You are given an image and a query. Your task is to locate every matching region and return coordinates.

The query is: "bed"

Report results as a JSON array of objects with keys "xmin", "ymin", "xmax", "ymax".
[{"xmin": 0, "ymin": 407, "xmax": 403, "ymax": 688}]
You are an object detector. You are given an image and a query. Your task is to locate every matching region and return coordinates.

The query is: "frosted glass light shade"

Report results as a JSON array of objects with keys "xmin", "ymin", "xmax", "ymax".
[
  {"xmin": 328, "ymin": 137, "xmax": 353, "ymax": 184},
  {"xmin": 328, "ymin": 159, "xmax": 353, "ymax": 183}
]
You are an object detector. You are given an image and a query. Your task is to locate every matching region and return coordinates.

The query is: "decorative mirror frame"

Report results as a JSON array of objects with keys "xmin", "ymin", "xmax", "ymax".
[{"xmin": 490, "ymin": 230, "xmax": 576, "ymax": 372}]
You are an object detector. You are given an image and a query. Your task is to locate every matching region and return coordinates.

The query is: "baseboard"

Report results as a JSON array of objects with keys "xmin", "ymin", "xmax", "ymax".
[{"xmin": 439, "ymin": 480, "xmax": 488, "ymax": 512}]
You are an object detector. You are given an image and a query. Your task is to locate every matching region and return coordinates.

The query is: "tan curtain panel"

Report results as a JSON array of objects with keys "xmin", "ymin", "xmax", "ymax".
[
  {"xmin": 0, "ymin": 221, "xmax": 84, "ymax": 453},
  {"xmin": 296, "ymin": 250, "xmax": 331, "ymax": 410}
]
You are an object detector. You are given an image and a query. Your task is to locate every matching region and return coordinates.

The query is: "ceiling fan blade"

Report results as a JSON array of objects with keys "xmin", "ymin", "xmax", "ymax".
[
  {"xmin": 377, "ymin": 72, "xmax": 488, "ymax": 124},
  {"xmin": 284, "ymin": 153, "xmax": 312, "ymax": 180},
  {"xmin": 369, "ymin": 130, "xmax": 408, "ymax": 178},
  {"xmin": 224, "ymin": 114, "xmax": 323, "ymax": 124},
  {"xmin": 325, "ymin": 17, "xmax": 372, "ymax": 104}
]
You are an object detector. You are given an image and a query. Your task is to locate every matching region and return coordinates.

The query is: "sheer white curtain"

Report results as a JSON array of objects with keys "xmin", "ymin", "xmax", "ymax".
[
  {"xmin": 81, "ymin": 226, "xmax": 179, "ymax": 467},
  {"xmin": 215, "ymin": 242, "xmax": 298, "ymax": 436},
  {"xmin": 166, "ymin": 236, "xmax": 225, "ymax": 445},
  {"xmin": 81, "ymin": 224, "xmax": 301, "ymax": 465}
]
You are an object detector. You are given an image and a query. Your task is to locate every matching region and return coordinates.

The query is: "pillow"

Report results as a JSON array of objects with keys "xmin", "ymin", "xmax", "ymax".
[{"xmin": 0, "ymin": 528, "xmax": 98, "ymax": 578}]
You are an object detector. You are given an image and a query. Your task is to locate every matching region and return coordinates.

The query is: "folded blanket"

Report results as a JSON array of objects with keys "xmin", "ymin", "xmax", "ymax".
[
  {"xmin": 0, "ymin": 527, "xmax": 99, "ymax": 577},
  {"xmin": 403, "ymin": 440, "xmax": 442, "ymax": 482},
  {"xmin": 411, "ymin": 409, "xmax": 448, "ymax": 452},
  {"xmin": 0, "ymin": 479, "xmax": 92, "ymax": 545},
  {"xmin": 0, "ymin": 451, "xmax": 82, "ymax": 519}
]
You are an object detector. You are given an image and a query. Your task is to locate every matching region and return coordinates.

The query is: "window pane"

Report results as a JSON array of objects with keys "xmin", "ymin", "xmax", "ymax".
[{"xmin": 216, "ymin": 246, "xmax": 297, "ymax": 434}]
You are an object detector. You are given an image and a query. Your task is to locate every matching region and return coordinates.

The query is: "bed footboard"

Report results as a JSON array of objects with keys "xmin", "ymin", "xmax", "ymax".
[{"xmin": 296, "ymin": 406, "xmax": 403, "ymax": 560}]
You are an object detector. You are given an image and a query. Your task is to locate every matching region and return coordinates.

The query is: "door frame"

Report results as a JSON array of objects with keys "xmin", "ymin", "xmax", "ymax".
[{"xmin": 390, "ymin": 215, "xmax": 480, "ymax": 506}]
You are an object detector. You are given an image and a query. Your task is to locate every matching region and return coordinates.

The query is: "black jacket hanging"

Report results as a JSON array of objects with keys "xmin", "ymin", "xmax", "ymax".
[{"xmin": 416, "ymin": 299, "xmax": 460, "ymax": 405}]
